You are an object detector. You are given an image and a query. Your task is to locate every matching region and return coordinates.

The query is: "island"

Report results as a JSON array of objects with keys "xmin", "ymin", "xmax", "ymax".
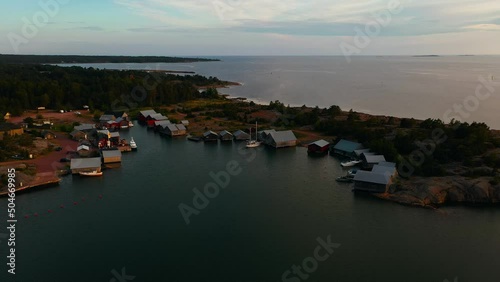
[{"xmin": 1, "ymin": 61, "xmax": 499, "ymax": 209}]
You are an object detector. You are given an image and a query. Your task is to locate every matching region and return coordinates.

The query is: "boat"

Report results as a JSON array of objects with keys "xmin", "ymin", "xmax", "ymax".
[
  {"xmin": 128, "ymin": 121, "xmax": 134, "ymax": 127},
  {"xmin": 341, "ymin": 160, "xmax": 362, "ymax": 167},
  {"xmin": 336, "ymin": 176, "xmax": 354, "ymax": 183},
  {"xmin": 246, "ymin": 121, "xmax": 261, "ymax": 148},
  {"xmin": 79, "ymin": 171, "xmax": 103, "ymax": 177},
  {"xmin": 187, "ymin": 135, "xmax": 202, "ymax": 142},
  {"xmin": 130, "ymin": 137, "xmax": 137, "ymax": 151}
]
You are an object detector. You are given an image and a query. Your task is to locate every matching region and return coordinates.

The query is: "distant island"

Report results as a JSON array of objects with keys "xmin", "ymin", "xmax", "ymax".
[
  {"xmin": 0, "ymin": 54, "xmax": 219, "ymax": 64},
  {"xmin": 413, "ymin": 55, "xmax": 441, "ymax": 58}
]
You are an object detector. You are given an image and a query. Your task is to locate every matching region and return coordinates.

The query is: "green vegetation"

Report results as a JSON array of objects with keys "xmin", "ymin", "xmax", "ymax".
[
  {"xmin": 0, "ymin": 64, "xmax": 232, "ymax": 115},
  {"xmin": 0, "ymin": 54, "xmax": 218, "ymax": 64}
]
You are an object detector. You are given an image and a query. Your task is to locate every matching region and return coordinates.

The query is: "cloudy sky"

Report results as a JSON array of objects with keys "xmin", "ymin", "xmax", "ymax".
[{"xmin": 1, "ymin": 0, "xmax": 499, "ymax": 56}]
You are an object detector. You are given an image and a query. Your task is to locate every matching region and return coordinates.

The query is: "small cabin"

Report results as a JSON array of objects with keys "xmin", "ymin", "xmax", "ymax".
[
  {"xmin": 70, "ymin": 157, "xmax": 102, "ymax": 174},
  {"xmin": 203, "ymin": 131, "xmax": 219, "ymax": 142},
  {"xmin": 330, "ymin": 139, "xmax": 364, "ymax": 158},
  {"xmin": 307, "ymin": 139, "xmax": 330, "ymax": 154},
  {"xmin": 361, "ymin": 153, "xmax": 386, "ymax": 170},
  {"xmin": 219, "ymin": 130, "xmax": 233, "ymax": 141},
  {"xmin": 265, "ymin": 130, "xmax": 297, "ymax": 148},
  {"xmin": 102, "ymin": 149, "xmax": 122, "ymax": 164},
  {"xmin": 233, "ymin": 130, "xmax": 250, "ymax": 141},
  {"xmin": 163, "ymin": 124, "xmax": 187, "ymax": 137},
  {"xmin": 353, "ymin": 163, "xmax": 397, "ymax": 193}
]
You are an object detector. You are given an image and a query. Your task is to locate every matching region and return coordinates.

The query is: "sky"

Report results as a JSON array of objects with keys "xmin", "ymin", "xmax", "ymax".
[{"xmin": 0, "ymin": 0, "xmax": 499, "ymax": 56}]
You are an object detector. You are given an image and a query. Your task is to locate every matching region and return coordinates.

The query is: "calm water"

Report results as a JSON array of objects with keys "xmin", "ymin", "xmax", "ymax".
[
  {"xmin": 62, "ymin": 56, "xmax": 500, "ymax": 128},
  {"xmin": 1, "ymin": 125, "xmax": 500, "ymax": 282}
]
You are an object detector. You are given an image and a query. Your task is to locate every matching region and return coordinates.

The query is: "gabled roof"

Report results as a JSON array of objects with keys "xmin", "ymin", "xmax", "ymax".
[
  {"xmin": 175, "ymin": 124, "xmax": 186, "ymax": 131},
  {"xmin": 258, "ymin": 129, "xmax": 276, "ymax": 135},
  {"xmin": 362, "ymin": 154, "xmax": 386, "ymax": 164},
  {"xmin": 203, "ymin": 131, "xmax": 218, "ymax": 137},
  {"xmin": 102, "ymin": 150, "xmax": 122, "ymax": 158},
  {"xmin": 354, "ymin": 170, "xmax": 392, "ymax": 185},
  {"xmin": 74, "ymin": 124, "xmax": 95, "ymax": 131},
  {"xmin": 354, "ymin": 149, "xmax": 371, "ymax": 156},
  {"xmin": 70, "ymin": 129, "xmax": 85, "ymax": 136},
  {"xmin": 109, "ymin": 132, "xmax": 120, "ymax": 138},
  {"xmin": 333, "ymin": 139, "xmax": 363, "ymax": 153},
  {"xmin": 219, "ymin": 130, "xmax": 233, "ymax": 137},
  {"xmin": 268, "ymin": 130, "xmax": 297, "ymax": 143},
  {"xmin": 100, "ymin": 114, "xmax": 115, "ymax": 121},
  {"xmin": 70, "ymin": 157, "xmax": 101, "ymax": 169},
  {"xmin": 181, "ymin": 120, "xmax": 189, "ymax": 125},
  {"xmin": 308, "ymin": 139, "xmax": 330, "ymax": 147},
  {"xmin": 139, "ymin": 110, "xmax": 157, "ymax": 117},
  {"xmin": 149, "ymin": 113, "xmax": 168, "ymax": 120},
  {"xmin": 233, "ymin": 130, "xmax": 250, "ymax": 137},
  {"xmin": 372, "ymin": 164, "xmax": 397, "ymax": 176},
  {"xmin": 77, "ymin": 145, "xmax": 90, "ymax": 151},
  {"xmin": 155, "ymin": 120, "xmax": 171, "ymax": 127},
  {"xmin": 166, "ymin": 124, "xmax": 179, "ymax": 131}
]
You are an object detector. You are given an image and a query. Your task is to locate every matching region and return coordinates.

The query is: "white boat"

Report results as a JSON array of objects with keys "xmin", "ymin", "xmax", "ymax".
[
  {"xmin": 128, "ymin": 121, "xmax": 134, "ymax": 127},
  {"xmin": 246, "ymin": 121, "xmax": 261, "ymax": 148},
  {"xmin": 341, "ymin": 160, "xmax": 362, "ymax": 167},
  {"xmin": 79, "ymin": 171, "xmax": 103, "ymax": 177},
  {"xmin": 130, "ymin": 137, "xmax": 137, "ymax": 150}
]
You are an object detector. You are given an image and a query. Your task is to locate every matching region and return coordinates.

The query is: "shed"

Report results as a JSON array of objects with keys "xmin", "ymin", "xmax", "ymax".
[
  {"xmin": 163, "ymin": 124, "xmax": 187, "ymax": 136},
  {"xmin": 102, "ymin": 149, "xmax": 122, "ymax": 164},
  {"xmin": 233, "ymin": 130, "xmax": 250, "ymax": 141},
  {"xmin": 138, "ymin": 109, "xmax": 157, "ymax": 123},
  {"xmin": 361, "ymin": 154, "xmax": 387, "ymax": 170},
  {"xmin": 70, "ymin": 157, "xmax": 101, "ymax": 174},
  {"xmin": 354, "ymin": 164, "xmax": 397, "ymax": 193},
  {"xmin": 266, "ymin": 130, "xmax": 297, "ymax": 148},
  {"xmin": 203, "ymin": 131, "xmax": 219, "ymax": 142},
  {"xmin": 74, "ymin": 123, "xmax": 96, "ymax": 132},
  {"xmin": 258, "ymin": 130, "xmax": 276, "ymax": 142},
  {"xmin": 154, "ymin": 120, "xmax": 171, "ymax": 132},
  {"xmin": 308, "ymin": 139, "xmax": 330, "ymax": 154},
  {"xmin": 219, "ymin": 130, "xmax": 234, "ymax": 141},
  {"xmin": 70, "ymin": 130, "xmax": 87, "ymax": 141},
  {"xmin": 331, "ymin": 139, "xmax": 364, "ymax": 157}
]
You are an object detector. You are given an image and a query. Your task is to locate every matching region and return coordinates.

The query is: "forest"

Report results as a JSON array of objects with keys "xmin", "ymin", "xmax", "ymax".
[
  {"xmin": 0, "ymin": 54, "xmax": 218, "ymax": 64},
  {"xmin": 0, "ymin": 63, "xmax": 228, "ymax": 115}
]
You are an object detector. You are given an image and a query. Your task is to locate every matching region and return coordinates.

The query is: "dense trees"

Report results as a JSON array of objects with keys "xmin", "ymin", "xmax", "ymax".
[
  {"xmin": 0, "ymin": 55, "xmax": 218, "ymax": 64},
  {"xmin": 0, "ymin": 64, "xmax": 230, "ymax": 115}
]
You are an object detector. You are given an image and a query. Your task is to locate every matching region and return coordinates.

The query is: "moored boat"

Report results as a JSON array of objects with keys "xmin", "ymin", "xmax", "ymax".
[
  {"xmin": 246, "ymin": 121, "xmax": 261, "ymax": 148},
  {"xmin": 130, "ymin": 137, "xmax": 137, "ymax": 150},
  {"xmin": 187, "ymin": 135, "xmax": 202, "ymax": 142},
  {"xmin": 341, "ymin": 160, "xmax": 362, "ymax": 167},
  {"xmin": 336, "ymin": 175, "xmax": 354, "ymax": 183},
  {"xmin": 79, "ymin": 171, "xmax": 103, "ymax": 177},
  {"xmin": 128, "ymin": 121, "xmax": 134, "ymax": 127}
]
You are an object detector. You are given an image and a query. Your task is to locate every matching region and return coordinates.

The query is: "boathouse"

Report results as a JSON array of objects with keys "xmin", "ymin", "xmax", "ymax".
[
  {"xmin": 354, "ymin": 149, "xmax": 371, "ymax": 158},
  {"xmin": 266, "ymin": 130, "xmax": 297, "ymax": 148},
  {"xmin": 138, "ymin": 110, "xmax": 157, "ymax": 123},
  {"xmin": 70, "ymin": 157, "xmax": 102, "ymax": 174},
  {"xmin": 74, "ymin": 123, "xmax": 96, "ymax": 132},
  {"xmin": 99, "ymin": 114, "xmax": 116, "ymax": 125},
  {"xmin": 102, "ymin": 149, "xmax": 122, "ymax": 164},
  {"xmin": 307, "ymin": 139, "xmax": 330, "ymax": 154},
  {"xmin": 353, "ymin": 163, "xmax": 397, "ymax": 193},
  {"xmin": 147, "ymin": 113, "xmax": 169, "ymax": 128},
  {"xmin": 258, "ymin": 130, "xmax": 276, "ymax": 142},
  {"xmin": 219, "ymin": 130, "xmax": 233, "ymax": 141},
  {"xmin": 203, "ymin": 131, "xmax": 219, "ymax": 142},
  {"xmin": 360, "ymin": 153, "xmax": 386, "ymax": 170},
  {"xmin": 154, "ymin": 120, "xmax": 171, "ymax": 132},
  {"xmin": 233, "ymin": 130, "xmax": 250, "ymax": 141},
  {"xmin": 330, "ymin": 139, "xmax": 364, "ymax": 158},
  {"xmin": 163, "ymin": 124, "xmax": 187, "ymax": 136}
]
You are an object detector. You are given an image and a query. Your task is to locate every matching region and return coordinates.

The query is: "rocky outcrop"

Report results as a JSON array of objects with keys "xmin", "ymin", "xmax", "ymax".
[{"xmin": 376, "ymin": 176, "xmax": 500, "ymax": 208}]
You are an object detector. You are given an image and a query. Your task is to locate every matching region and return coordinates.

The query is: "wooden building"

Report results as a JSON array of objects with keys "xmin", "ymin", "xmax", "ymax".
[
  {"xmin": 360, "ymin": 153, "xmax": 387, "ymax": 170},
  {"xmin": 70, "ymin": 157, "xmax": 102, "ymax": 174},
  {"xmin": 163, "ymin": 124, "xmax": 187, "ymax": 137},
  {"xmin": 258, "ymin": 130, "xmax": 276, "ymax": 142},
  {"xmin": 74, "ymin": 123, "xmax": 96, "ymax": 132},
  {"xmin": 307, "ymin": 139, "xmax": 330, "ymax": 155},
  {"xmin": 353, "ymin": 163, "xmax": 397, "ymax": 193},
  {"xmin": 138, "ymin": 110, "xmax": 157, "ymax": 123},
  {"xmin": 330, "ymin": 139, "xmax": 364, "ymax": 158},
  {"xmin": 219, "ymin": 130, "xmax": 233, "ymax": 141},
  {"xmin": 102, "ymin": 149, "xmax": 122, "ymax": 164},
  {"xmin": 154, "ymin": 120, "xmax": 172, "ymax": 133},
  {"xmin": 0, "ymin": 123, "xmax": 24, "ymax": 140},
  {"xmin": 265, "ymin": 130, "xmax": 297, "ymax": 148},
  {"xmin": 233, "ymin": 130, "xmax": 250, "ymax": 141},
  {"xmin": 203, "ymin": 131, "xmax": 219, "ymax": 142}
]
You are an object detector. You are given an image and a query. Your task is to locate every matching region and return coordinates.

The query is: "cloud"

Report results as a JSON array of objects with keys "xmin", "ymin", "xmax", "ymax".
[
  {"xmin": 67, "ymin": 26, "xmax": 105, "ymax": 31},
  {"xmin": 464, "ymin": 24, "xmax": 500, "ymax": 31}
]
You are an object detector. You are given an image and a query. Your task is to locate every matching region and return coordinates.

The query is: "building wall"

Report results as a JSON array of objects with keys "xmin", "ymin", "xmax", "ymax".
[
  {"xmin": 103, "ymin": 156, "xmax": 121, "ymax": 164},
  {"xmin": 354, "ymin": 180, "xmax": 391, "ymax": 193},
  {"xmin": 71, "ymin": 167, "xmax": 101, "ymax": 174}
]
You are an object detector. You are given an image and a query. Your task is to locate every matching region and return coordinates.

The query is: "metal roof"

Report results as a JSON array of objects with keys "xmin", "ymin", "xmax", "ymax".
[
  {"xmin": 354, "ymin": 170, "xmax": 392, "ymax": 185},
  {"xmin": 77, "ymin": 145, "xmax": 90, "ymax": 151},
  {"xmin": 181, "ymin": 120, "xmax": 189, "ymax": 125},
  {"xmin": 150, "ymin": 113, "xmax": 168, "ymax": 120},
  {"xmin": 378, "ymin": 161, "xmax": 396, "ymax": 168},
  {"xmin": 204, "ymin": 131, "xmax": 218, "ymax": 137},
  {"xmin": 308, "ymin": 139, "xmax": 330, "ymax": 147},
  {"xmin": 139, "ymin": 110, "xmax": 157, "ymax": 117},
  {"xmin": 155, "ymin": 120, "xmax": 171, "ymax": 126},
  {"xmin": 166, "ymin": 124, "xmax": 179, "ymax": 131},
  {"xmin": 100, "ymin": 114, "xmax": 115, "ymax": 121},
  {"xmin": 70, "ymin": 157, "xmax": 101, "ymax": 169},
  {"xmin": 363, "ymin": 154, "xmax": 386, "ymax": 164},
  {"xmin": 110, "ymin": 132, "xmax": 120, "ymax": 138},
  {"xmin": 175, "ymin": 124, "xmax": 186, "ymax": 131},
  {"xmin": 102, "ymin": 150, "xmax": 122, "ymax": 158},
  {"xmin": 354, "ymin": 149, "xmax": 371, "ymax": 156},
  {"xmin": 219, "ymin": 130, "xmax": 233, "ymax": 137},
  {"xmin": 268, "ymin": 130, "xmax": 297, "ymax": 143},
  {"xmin": 233, "ymin": 130, "xmax": 250, "ymax": 137},
  {"xmin": 333, "ymin": 139, "xmax": 363, "ymax": 153},
  {"xmin": 372, "ymin": 164, "xmax": 396, "ymax": 175}
]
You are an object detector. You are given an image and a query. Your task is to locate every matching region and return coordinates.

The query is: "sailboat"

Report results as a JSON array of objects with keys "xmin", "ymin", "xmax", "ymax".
[{"xmin": 246, "ymin": 121, "xmax": 261, "ymax": 148}]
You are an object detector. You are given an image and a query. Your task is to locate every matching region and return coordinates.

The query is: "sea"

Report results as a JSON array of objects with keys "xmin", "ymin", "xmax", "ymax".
[{"xmin": 0, "ymin": 56, "xmax": 499, "ymax": 282}]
